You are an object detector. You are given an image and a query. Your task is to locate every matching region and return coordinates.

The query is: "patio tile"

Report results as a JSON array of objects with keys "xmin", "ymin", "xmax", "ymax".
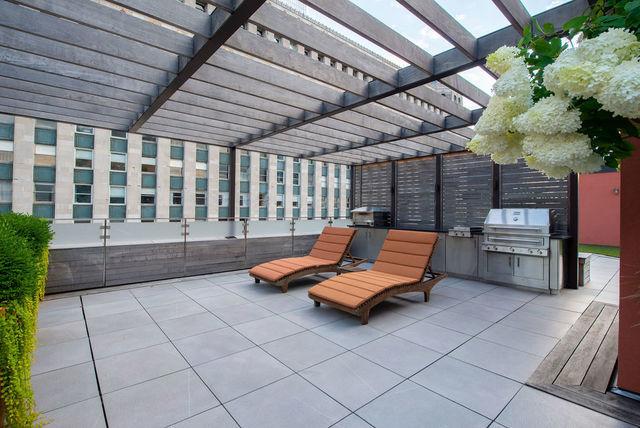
[
  {"xmin": 262, "ymin": 331, "xmax": 345, "ymax": 371},
  {"xmin": 357, "ymin": 381, "xmax": 490, "ymax": 428},
  {"xmin": 32, "ymin": 362, "xmax": 98, "ymax": 412},
  {"xmin": 197, "ymin": 292, "xmax": 249, "ymax": 310},
  {"xmin": 37, "ymin": 307, "xmax": 84, "ymax": 328},
  {"xmin": 103, "ymin": 369, "xmax": 219, "ymax": 428},
  {"xmin": 95, "ymin": 342, "xmax": 188, "ymax": 393},
  {"xmin": 225, "ymin": 375, "xmax": 350, "ymax": 428},
  {"xmin": 431, "ymin": 286, "xmax": 482, "ymax": 301},
  {"xmin": 363, "ymin": 308, "xmax": 417, "ymax": 333},
  {"xmin": 171, "ymin": 406, "xmax": 238, "ymax": 427},
  {"xmin": 423, "ymin": 310, "xmax": 493, "ymax": 335},
  {"xmin": 332, "ymin": 414, "xmax": 373, "ymax": 428},
  {"xmin": 447, "ymin": 279, "xmax": 497, "ymax": 294},
  {"xmin": 300, "ymin": 352, "xmax": 402, "ymax": 411},
  {"xmin": 173, "ymin": 327, "xmax": 254, "ymax": 366},
  {"xmin": 211, "ymin": 302, "xmax": 273, "ymax": 326},
  {"xmin": 393, "ymin": 320, "xmax": 471, "ymax": 353},
  {"xmin": 447, "ymin": 301, "xmax": 512, "ymax": 323},
  {"xmin": 530, "ymin": 294, "xmax": 591, "ymax": 312},
  {"xmin": 450, "ymin": 338, "xmax": 543, "ymax": 382},
  {"xmin": 478, "ymin": 324, "xmax": 559, "ymax": 357},
  {"xmin": 235, "ymin": 315, "xmax": 306, "ymax": 345},
  {"xmin": 312, "ymin": 318, "xmax": 385, "ymax": 349},
  {"xmin": 82, "ymin": 299, "xmax": 143, "ymax": 319},
  {"xmin": 385, "ymin": 298, "xmax": 443, "ymax": 319},
  {"xmin": 280, "ymin": 305, "xmax": 347, "ymax": 329},
  {"xmin": 516, "ymin": 303, "xmax": 582, "ymax": 324},
  {"xmin": 37, "ymin": 320, "xmax": 87, "ymax": 346},
  {"xmin": 595, "ymin": 291, "xmax": 619, "ymax": 306},
  {"xmin": 256, "ymin": 294, "xmax": 309, "ymax": 313},
  {"xmin": 179, "ymin": 284, "xmax": 228, "ymax": 300},
  {"xmin": 411, "ymin": 356, "xmax": 521, "ymax": 419},
  {"xmin": 499, "ymin": 311, "xmax": 572, "ymax": 339},
  {"xmin": 40, "ymin": 296, "xmax": 81, "ymax": 312},
  {"xmin": 85, "ymin": 309, "xmax": 153, "ymax": 336},
  {"xmin": 90, "ymin": 323, "xmax": 167, "ymax": 359},
  {"xmin": 137, "ymin": 289, "xmax": 192, "ymax": 308},
  {"xmin": 130, "ymin": 283, "xmax": 177, "ymax": 297},
  {"xmin": 497, "ymin": 386, "xmax": 633, "ymax": 428},
  {"xmin": 468, "ymin": 293, "xmax": 525, "ymax": 311},
  {"xmin": 158, "ymin": 311, "xmax": 227, "ymax": 340},
  {"xmin": 353, "ymin": 335, "xmax": 442, "ymax": 378},
  {"xmin": 223, "ymin": 281, "xmax": 284, "ymax": 301},
  {"xmin": 172, "ymin": 278, "xmax": 216, "ymax": 291},
  {"xmin": 195, "ymin": 347, "xmax": 292, "ymax": 403},
  {"xmin": 82, "ymin": 289, "xmax": 135, "ymax": 306},
  {"xmin": 42, "ymin": 397, "xmax": 106, "ymax": 428},
  {"xmin": 422, "ymin": 293, "xmax": 463, "ymax": 309},
  {"xmin": 146, "ymin": 300, "xmax": 206, "ymax": 322},
  {"xmin": 32, "ymin": 337, "xmax": 92, "ymax": 375},
  {"xmin": 485, "ymin": 286, "xmax": 541, "ymax": 302}
]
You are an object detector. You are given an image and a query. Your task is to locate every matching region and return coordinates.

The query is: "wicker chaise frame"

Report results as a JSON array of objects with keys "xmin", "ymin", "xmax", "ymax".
[
  {"xmin": 311, "ymin": 269, "xmax": 447, "ymax": 324},
  {"xmin": 249, "ymin": 228, "xmax": 359, "ymax": 293}
]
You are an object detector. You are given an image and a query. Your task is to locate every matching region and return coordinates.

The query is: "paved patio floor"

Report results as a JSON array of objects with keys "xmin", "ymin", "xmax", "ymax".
[{"xmin": 33, "ymin": 255, "xmax": 629, "ymax": 427}]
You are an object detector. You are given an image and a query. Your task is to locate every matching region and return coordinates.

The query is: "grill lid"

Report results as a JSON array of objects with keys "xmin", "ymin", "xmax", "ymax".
[
  {"xmin": 484, "ymin": 208, "xmax": 550, "ymax": 228},
  {"xmin": 351, "ymin": 206, "xmax": 389, "ymax": 213}
]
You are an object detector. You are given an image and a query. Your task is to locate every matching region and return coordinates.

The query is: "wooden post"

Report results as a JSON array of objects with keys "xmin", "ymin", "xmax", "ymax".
[
  {"xmin": 566, "ymin": 172, "xmax": 579, "ymax": 289},
  {"xmin": 618, "ymin": 137, "xmax": 640, "ymax": 394}
]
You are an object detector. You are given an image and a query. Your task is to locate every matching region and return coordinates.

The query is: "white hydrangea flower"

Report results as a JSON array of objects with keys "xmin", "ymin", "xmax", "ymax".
[
  {"xmin": 579, "ymin": 28, "xmax": 640, "ymax": 64},
  {"xmin": 569, "ymin": 153, "xmax": 604, "ymax": 174},
  {"xmin": 493, "ymin": 63, "xmax": 532, "ymax": 99},
  {"xmin": 521, "ymin": 133, "xmax": 597, "ymax": 179},
  {"xmin": 467, "ymin": 133, "xmax": 523, "ymax": 164},
  {"xmin": 596, "ymin": 59, "xmax": 640, "ymax": 119},
  {"xmin": 474, "ymin": 95, "xmax": 531, "ymax": 135},
  {"xmin": 525, "ymin": 156, "xmax": 572, "ymax": 179},
  {"xmin": 513, "ymin": 95, "xmax": 582, "ymax": 135},
  {"xmin": 485, "ymin": 46, "xmax": 522, "ymax": 75},
  {"xmin": 543, "ymin": 48, "xmax": 612, "ymax": 98}
]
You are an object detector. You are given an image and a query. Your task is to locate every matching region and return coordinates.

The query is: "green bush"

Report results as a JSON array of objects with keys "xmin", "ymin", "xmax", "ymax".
[{"xmin": 0, "ymin": 213, "xmax": 53, "ymax": 427}]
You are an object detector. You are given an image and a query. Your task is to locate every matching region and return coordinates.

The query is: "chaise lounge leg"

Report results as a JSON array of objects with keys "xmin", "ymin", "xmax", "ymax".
[
  {"xmin": 424, "ymin": 291, "xmax": 430, "ymax": 302},
  {"xmin": 280, "ymin": 283, "xmax": 289, "ymax": 293},
  {"xmin": 254, "ymin": 278, "xmax": 260, "ymax": 284},
  {"xmin": 360, "ymin": 309, "xmax": 370, "ymax": 325},
  {"xmin": 314, "ymin": 300, "xmax": 320, "ymax": 307}
]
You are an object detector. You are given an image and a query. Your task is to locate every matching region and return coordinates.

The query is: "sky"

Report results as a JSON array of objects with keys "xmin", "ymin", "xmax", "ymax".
[{"xmin": 282, "ymin": 0, "xmax": 570, "ymax": 107}]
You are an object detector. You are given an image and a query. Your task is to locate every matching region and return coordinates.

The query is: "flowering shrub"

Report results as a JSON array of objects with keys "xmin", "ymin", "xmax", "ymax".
[{"xmin": 468, "ymin": 0, "xmax": 640, "ymax": 178}]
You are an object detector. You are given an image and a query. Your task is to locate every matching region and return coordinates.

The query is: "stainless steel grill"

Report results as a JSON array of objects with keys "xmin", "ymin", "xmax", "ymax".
[
  {"xmin": 351, "ymin": 207, "xmax": 390, "ymax": 227},
  {"xmin": 482, "ymin": 208, "xmax": 550, "ymax": 257}
]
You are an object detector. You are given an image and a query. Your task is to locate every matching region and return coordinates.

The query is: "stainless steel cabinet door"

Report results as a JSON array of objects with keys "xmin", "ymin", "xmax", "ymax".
[
  {"xmin": 513, "ymin": 255, "xmax": 545, "ymax": 280},
  {"xmin": 485, "ymin": 252, "xmax": 514, "ymax": 276}
]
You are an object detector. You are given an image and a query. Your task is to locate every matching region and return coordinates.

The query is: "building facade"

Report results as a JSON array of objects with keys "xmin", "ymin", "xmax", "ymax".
[{"xmin": 0, "ymin": 114, "xmax": 351, "ymax": 222}]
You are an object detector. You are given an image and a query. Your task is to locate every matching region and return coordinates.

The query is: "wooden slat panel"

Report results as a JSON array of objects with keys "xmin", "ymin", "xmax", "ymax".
[
  {"xmin": 501, "ymin": 159, "xmax": 570, "ymax": 235},
  {"xmin": 583, "ymin": 315, "xmax": 619, "ymax": 393},
  {"xmin": 442, "ymin": 152, "xmax": 492, "ymax": 229},
  {"xmin": 396, "ymin": 157, "xmax": 437, "ymax": 230}
]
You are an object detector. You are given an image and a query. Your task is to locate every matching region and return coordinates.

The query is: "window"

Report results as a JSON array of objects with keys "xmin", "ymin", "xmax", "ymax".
[
  {"xmin": 307, "ymin": 196, "xmax": 313, "ymax": 208},
  {"xmin": 171, "ymin": 191, "xmax": 182, "ymax": 206},
  {"xmin": 240, "ymin": 165, "xmax": 249, "ymax": 181},
  {"xmin": 170, "ymin": 140, "xmax": 184, "ymax": 160},
  {"xmin": 75, "ymin": 184, "xmax": 92, "ymax": 204},
  {"xmin": 239, "ymin": 193, "xmax": 249, "ymax": 207},
  {"xmin": 34, "ymin": 183, "xmax": 54, "ymax": 203},
  {"xmin": 219, "ymin": 165, "xmax": 229, "ymax": 180},
  {"xmin": 75, "ymin": 149, "xmax": 93, "ymax": 168},
  {"xmin": 293, "ymin": 195, "xmax": 300, "ymax": 208},
  {"xmin": 218, "ymin": 192, "xmax": 229, "ymax": 207},
  {"xmin": 276, "ymin": 170, "xmax": 284, "ymax": 184},
  {"xmin": 321, "ymin": 175, "xmax": 327, "ymax": 188},
  {"xmin": 110, "ymin": 186, "xmax": 126, "ymax": 204},
  {"xmin": 276, "ymin": 194, "xmax": 284, "ymax": 208},
  {"xmin": 75, "ymin": 125, "xmax": 94, "ymax": 135},
  {"xmin": 111, "ymin": 153, "xmax": 126, "ymax": 171},
  {"xmin": 35, "ymin": 120, "xmax": 57, "ymax": 145},
  {"xmin": 259, "ymin": 192, "xmax": 267, "ymax": 207},
  {"xmin": 141, "ymin": 163, "xmax": 156, "ymax": 173},
  {"xmin": 293, "ymin": 158, "xmax": 300, "ymax": 164},
  {"xmin": 277, "ymin": 155, "xmax": 285, "ymax": 160},
  {"xmin": 260, "ymin": 153, "xmax": 268, "ymax": 159},
  {"xmin": 0, "ymin": 180, "xmax": 11, "ymax": 203},
  {"xmin": 141, "ymin": 193, "xmax": 155, "ymax": 205},
  {"xmin": 293, "ymin": 172, "xmax": 300, "ymax": 186},
  {"xmin": 112, "ymin": 130, "xmax": 127, "ymax": 139},
  {"xmin": 196, "ymin": 192, "xmax": 206, "ymax": 206},
  {"xmin": 259, "ymin": 169, "xmax": 268, "ymax": 182}
]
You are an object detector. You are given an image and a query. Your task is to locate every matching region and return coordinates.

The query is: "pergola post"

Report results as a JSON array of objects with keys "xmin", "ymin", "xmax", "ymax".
[
  {"xmin": 567, "ymin": 172, "xmax": 579, "ymax": 289},
  {"xmin": 390, "ymin": 160, "xmax": 398, "ymax": 228},
  {"xmin": 492, "ymin": 162, "xmax": 501, "ymax": 208},
  {"xmin": 435, "ymin": 154, "xmax": 443, "ymax": 231}
]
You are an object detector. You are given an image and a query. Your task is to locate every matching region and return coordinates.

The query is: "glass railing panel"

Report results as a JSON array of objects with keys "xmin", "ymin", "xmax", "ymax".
[
  {"xmin": 109, "ymin": 220, "xmax": 183, "ymax": 245},
  {"xmin": 189, "ymin": 220, "xmax": 240, "ymax": 241},
  {"xmin": 295, "ymin": 219, "xmax": 330, "ymax": 235},
  {"xmin": 332, "ymin": 218, "xmax": 352, "ymax": 228},
  {"xmin": 50, "ymin": 221, "xmax": 103, "ymax": 248},
  {"xmin": 247, "ymin": 219, "xmax": 292, "ymax": 238}
]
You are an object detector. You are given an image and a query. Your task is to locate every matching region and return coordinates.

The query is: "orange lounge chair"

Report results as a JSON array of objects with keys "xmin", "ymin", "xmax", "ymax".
[
  {"xmin": 249, "ymin": 227, "xmax": 358, "ymax": 293},
  {"xmin": 308, "ymin": 230, "xmax": 446, "ymax": 324}
]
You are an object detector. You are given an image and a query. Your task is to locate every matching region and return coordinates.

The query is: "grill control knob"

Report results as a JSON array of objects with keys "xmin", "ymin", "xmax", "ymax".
[{"xmin": 510, "ymin": 247, "xmax": 515, "ymax": 252}]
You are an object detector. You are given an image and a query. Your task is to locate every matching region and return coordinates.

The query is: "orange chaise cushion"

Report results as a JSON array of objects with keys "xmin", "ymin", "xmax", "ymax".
[
  {"xmin": 308, "ymin": 227, "xmax": 356, "ymax": 263},
  {"xmin": 371, "ymin": 230, "xmax": 438, "ymax": 281},
  {"xmin": 249, "ymin": 256, "xmax": 336, "ymax": 283}
]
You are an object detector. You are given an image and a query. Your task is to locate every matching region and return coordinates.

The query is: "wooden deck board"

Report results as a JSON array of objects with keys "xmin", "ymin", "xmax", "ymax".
[{"xmin": 527, "ymin": 302, "xmax": 640, "ymax": 426}]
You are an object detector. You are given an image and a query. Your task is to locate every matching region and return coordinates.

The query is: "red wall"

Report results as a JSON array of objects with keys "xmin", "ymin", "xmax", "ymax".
[
  {"xmin": 578, "ymin": 172, "xmax": 620, "ymax": 247},
  {"xmin": 618, "ymin": 138, "xmax": 640, "ymax": 394}
]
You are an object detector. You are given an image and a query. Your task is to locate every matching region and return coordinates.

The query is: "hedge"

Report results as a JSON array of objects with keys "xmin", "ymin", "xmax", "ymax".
[{"xmin": 0, "ymin": 213, "xmax": 53, "ymax": 427}]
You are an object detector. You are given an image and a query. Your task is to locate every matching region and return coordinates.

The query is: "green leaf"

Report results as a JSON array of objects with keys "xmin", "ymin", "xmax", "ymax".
[
  {"xmin": 543, "ymin": 22, "xmax": 556, "ymax": 34},
  {"xmin": 563, "ymin": 15, "xmax": 588, "ymax": 31}
]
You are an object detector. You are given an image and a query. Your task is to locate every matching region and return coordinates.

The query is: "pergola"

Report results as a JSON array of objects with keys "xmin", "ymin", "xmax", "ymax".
[{"xmin": 0, "ymin": 0, "xmax": 588, "ymax": 165}]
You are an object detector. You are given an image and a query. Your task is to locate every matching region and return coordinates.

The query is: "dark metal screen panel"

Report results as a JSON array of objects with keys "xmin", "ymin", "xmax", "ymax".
[
  {"xmin": 442, "ymin": 152, "xmax": 492, "ymax": 229},
  {"xmin": 500, "ymin": 159, "xmax": 569, "ymax": 235},
  {"xmin": 396, "ymin": 157, "xmax": 437, "ymax": 229},
  {"xmin": 354, "ymin": 165, "xmax": 363, "ymax": 208},
  {"xmin": 356, "ymin": 162, "xmax": 392, "ymax": 209}
]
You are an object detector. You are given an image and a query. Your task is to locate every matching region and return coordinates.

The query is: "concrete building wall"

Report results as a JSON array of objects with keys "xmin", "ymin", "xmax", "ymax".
[
  {"xmin": 55, "ymin": 123, "xmax": 75, "ymax": 220},
  {"xmin": 340, "ymin": 164, "xmax": 348, "ymax": 218},
  {"xmin": 3, "ymin": 115, "xmax": 346, "ymax": 222},
  {"xmin": 327, "ymin": 163, "xmax": 335, "ymax": 216},
  {"xmin": 12, "ymin": 116, "xmax": 35, "ymax": 213}
]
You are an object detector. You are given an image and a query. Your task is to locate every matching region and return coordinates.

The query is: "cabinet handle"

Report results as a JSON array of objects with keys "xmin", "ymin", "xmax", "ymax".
[
  {"xmin": 517, "ymin": 257, "xmax": 520, "ymax": 267},
  {"xmin": 508, "ymin": 256, "xmax": 511, "ymax": 267}
]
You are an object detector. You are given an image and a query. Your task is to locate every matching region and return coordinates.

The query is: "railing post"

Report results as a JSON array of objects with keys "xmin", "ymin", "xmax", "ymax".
[
  {"xmin": 242, "ymin": 218, "xmax": 248, "ymax": 260},
  {"xmin": 290, "ymin": 217, "xmax": 295, "ymax": 255},
  {"xmin": 181, "ymin": 218, "xmax": 189, "ymax": 277},
  {"xmin": 328, "ymin": 216, "xmax": 334, "ymax": 226},
  {"xmin": 100, "ymin": 219, "xmax": 110, "ymax": 287}
]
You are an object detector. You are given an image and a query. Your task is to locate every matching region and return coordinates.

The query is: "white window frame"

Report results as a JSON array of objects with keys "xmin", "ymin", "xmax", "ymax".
[
  {"xmin": 75, "ymin": 148, "xmax": 93, "ymax": 169},
  {"xmin": 34, "ymin": 183, "xmax": 55, "ymax": 204},
  {"xmin": 110, "ymin": 152, "xmax": 127, "ymax": 172},
  {"xmin": 74, "ymin": 184, "xmax": 92, "ymax": 204},
  {"xmin": 196, "ymin": 192, "xmax": 206, "ymax": 206},
  {"xmin": 239, "ymin": 193, "xmax": 249, "ymax": 207},
  {"xmin": 171, "ymin": 191, "xmax": 183, "ymax": 206},
  {"xmin": 0, "ymin": 180, "xmax": 11, "ymax": 203},
  {"xmin": 276, "ymin": 170, "xmax": 284, "ymax": 184},
  {"xmin": 218, "ymin": 192, "xmax": 229, "ymax": 207},
  {"xmin": 110, "ymin": 186, "xmax": 126, "ymax": 205}
]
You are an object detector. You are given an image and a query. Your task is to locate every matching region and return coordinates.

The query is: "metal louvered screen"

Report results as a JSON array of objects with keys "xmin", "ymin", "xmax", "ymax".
[
  {"xmin": 500, "ymin": 160, "xmax": 569, "ymax": 235},
  {"xmin": 355, "ymin": 162, "xmax": 392, "ymax": 209},
  {"xmin": 396, "ymin": 157, "xmax": 437, "ymax": 229},
  {"xmin": 442, "ymin": 153, "xmax": 493, "ymax": 229}
]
